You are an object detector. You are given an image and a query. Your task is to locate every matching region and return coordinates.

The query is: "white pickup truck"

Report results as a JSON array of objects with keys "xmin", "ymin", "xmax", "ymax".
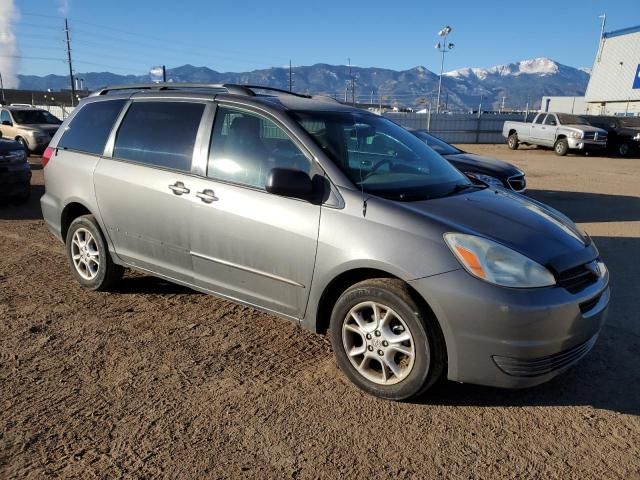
[{"xmin": 502, "ymin": 112, "xmax": 608, "ymax": 156}]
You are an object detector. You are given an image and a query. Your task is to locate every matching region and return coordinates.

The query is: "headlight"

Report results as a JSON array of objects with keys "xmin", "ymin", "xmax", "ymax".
[
  {"xmin": 465, "ymin": 172, "xmax": 504, "ymax": 188},
  {"xmin": 444, "ymin": 233, "xmax": 556, "ymax": 288},
  {"xmin": 633, "ymin": 133, "xmax": 640, "ymax": 141},
  {"xmin": 568, "ymin": 131, "xmax": 583, "ymax": 139}
]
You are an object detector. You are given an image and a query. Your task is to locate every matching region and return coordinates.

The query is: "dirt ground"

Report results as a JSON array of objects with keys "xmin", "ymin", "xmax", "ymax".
[{"xmin": 1, "ymin": 144, "xmax": 639, "ymax": 479}]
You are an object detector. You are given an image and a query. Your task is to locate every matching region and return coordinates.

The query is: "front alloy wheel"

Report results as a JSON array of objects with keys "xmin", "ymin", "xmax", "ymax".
[
  {"xmin": 342, "ymin": 301, "xmax": 416, "ymax": 385},
  {"xmin": 330, "ymin": 278, "xmax": 446, "ymax": 401}
]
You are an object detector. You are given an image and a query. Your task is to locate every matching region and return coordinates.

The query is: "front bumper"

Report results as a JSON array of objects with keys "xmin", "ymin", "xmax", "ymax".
[
  {"xmin": 24, "ymin": 136, "xmax": 50, "ymax": 153},
  {"xmin": 568, "ymin": 138, "xmax": 607, "ymax": 150},
  {"xmin": 410, "ymin": 267, "xmax": 609, "ymax": 388}
]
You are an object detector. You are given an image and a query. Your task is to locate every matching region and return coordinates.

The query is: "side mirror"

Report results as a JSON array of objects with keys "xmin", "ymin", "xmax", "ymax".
[
  {"xmin": 266, "ymin": 168, "xmax": 313, "ymax": 200},
  {"xmin": 1, "ymin": 120, "xmax": 11, "ymax": 126}
]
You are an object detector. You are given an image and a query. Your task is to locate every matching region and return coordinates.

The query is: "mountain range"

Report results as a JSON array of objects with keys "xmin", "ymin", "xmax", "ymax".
[{"xmin": 17, "ymin": 57, "xmax": 589, "ymax": 111}]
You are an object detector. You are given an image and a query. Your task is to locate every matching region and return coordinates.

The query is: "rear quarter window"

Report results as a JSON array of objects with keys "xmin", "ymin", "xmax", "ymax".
[{"xmin": 58, "ymin": 100, "xmax": 127, "ymax": 155}]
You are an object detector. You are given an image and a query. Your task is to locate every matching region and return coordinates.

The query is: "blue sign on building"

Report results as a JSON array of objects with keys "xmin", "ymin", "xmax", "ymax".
[{"xmin": 634, "ymin": 64, "xmax": 640, "ymax": 89}]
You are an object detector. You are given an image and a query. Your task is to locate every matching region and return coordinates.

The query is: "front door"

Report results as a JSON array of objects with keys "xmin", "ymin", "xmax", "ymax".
[
  {"xmin": 94, "ymin": 100, "xmax": 206, "ymax": 283},
  {"xmin": 188, "ymin": 105, "xmax": 320, "ymax": 318}
]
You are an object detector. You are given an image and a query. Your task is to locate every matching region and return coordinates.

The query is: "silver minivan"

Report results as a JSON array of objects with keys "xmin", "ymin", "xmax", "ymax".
[{"xmin": 40, "ymin": 84, "xmax": 610, "ymax": 400}]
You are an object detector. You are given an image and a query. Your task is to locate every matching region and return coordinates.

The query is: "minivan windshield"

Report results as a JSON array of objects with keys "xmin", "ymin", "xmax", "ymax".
[
  {"xmin": 291, "ymin": 110, "xmax": 471, "ymax": 201},
  {"xmin": 11, "ymin": 109, "xmax": 61, "ymax": 125}
]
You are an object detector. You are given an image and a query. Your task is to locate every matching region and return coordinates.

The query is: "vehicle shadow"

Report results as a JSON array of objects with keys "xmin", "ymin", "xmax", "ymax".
[
  {"xmin": 0, "ymin": 184, "xmax": 45, "ymax": 220},
  {"xmin": 529, "ymin": 189, "xmax": 640, "ymax": 223},
  {"xmin": 416, "ymin": 235, "xmax": 640, "ymax": 416}
]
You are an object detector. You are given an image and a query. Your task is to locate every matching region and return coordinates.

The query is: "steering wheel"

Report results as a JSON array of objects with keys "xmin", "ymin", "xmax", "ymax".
[{"xmin": 363, "ymin": 159, "xmax": 393, "ymax": 179}]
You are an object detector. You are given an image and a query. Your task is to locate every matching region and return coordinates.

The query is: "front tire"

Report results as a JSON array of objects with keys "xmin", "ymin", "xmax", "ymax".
[
  {"xmin": 507, "ymin": 133, "xmax": 519, "ymax": 150},
  {"xmin": 16, "ymin": 137, "xmax": 28, "ymax": 153},
  {"xmin": 330, "ymin": 278, "xmax": 446, "ymax": 401},
  {"xmin": 554, "ymin": 138, "xmax": 569, "ymax": 156},
  {"xmin": 65, "ymin": 214, "xmax": 123, "ymax": 291},
  {"xmin": 618, "ymin": 142, "xmax": 632, "ymax": 157}
]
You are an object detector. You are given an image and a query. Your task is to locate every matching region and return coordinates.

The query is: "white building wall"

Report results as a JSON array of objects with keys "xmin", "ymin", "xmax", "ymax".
[
  {"xmin": 585, "ymin": 26, "xmax": 640, "ymax": 115},
  {"xmin": 540, "ymin": 96, "xmax": 587, "ymax": 114}
]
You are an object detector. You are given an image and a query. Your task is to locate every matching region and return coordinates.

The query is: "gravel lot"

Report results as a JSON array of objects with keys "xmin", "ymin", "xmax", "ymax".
[{"xmin": 1, "ymin": 144, "xmax": 639, "ymax": 479}]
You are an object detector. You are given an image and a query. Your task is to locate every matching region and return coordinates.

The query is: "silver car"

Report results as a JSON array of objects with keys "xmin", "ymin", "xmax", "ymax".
[{"xmin": 40, "ymin": 84, "xmax": 610, "ymax": 401}]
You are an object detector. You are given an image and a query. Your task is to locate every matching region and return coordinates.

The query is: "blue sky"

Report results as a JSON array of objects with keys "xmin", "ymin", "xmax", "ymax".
[{"xmin": 10, "ymin": 0, "xmax": 639, "ymax": 77}]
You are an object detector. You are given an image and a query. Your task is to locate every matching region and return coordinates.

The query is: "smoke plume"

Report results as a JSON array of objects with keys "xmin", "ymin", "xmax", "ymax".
[{"xmin": 0, "ymin": 0, "xmax": 20, "ymax": 88}]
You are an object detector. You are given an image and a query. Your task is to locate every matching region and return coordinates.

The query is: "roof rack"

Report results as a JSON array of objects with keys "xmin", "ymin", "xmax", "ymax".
[
  {"xmin": 91, "ymin": 83, "xmax": 257, "ymax": 97},
  {"xmin": 91, "ymin": 83, "xmax": 321, "ymax": 99},
  {"xmin": 240, "ymin": 85, "xmax": 311, "ymax": 99}
]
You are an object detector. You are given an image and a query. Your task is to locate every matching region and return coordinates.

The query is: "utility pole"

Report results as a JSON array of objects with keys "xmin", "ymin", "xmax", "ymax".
[
  {"xmin": 435, "ymin": 25, "xmax": 454, "ymax": 114},
  {"xmin": 64, "ymin": 18, "xmax": 76, "ymax": 107},
  {"xmin": 348, "ymin": 58, "xmax": 355, "ymax": 105},
  {"xmin": 289, "ymin": 60, "xmax": 293, "ymax": 92},
  {"xmin": 162, "ymin": 65, "xmax": 167, "ymax": 82},
  {"xmin": 370, "ymin": 89, "xmax": 374, "ymax": 105},
  {"xmin": 0, "ymin": 72, "xmax": 5, "ymax": 104},
  {"xmin": 500, "ymin": 95, "xmax": 506, "ymax": 113}
]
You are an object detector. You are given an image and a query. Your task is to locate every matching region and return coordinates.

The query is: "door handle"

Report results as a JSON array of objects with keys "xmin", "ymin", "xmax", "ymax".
[
  {"xmin": 196, "ymin": 189, "xmax": 218, "ymax": 203},
  {"xmin": 169, "ymin": 182, "xmax": 190, "ymax": 195}
]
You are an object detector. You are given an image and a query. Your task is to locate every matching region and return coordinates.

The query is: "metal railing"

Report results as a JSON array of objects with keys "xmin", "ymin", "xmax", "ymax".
[{"xmin": 384, "ymin": 111, "xmax": 538, "ymax": 143}]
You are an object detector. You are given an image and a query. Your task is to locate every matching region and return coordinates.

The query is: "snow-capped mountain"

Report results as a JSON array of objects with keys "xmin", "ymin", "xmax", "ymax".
[
  {"xmin": 440, "ymin": 57, "xmax": 589, "ymax": 109},
  {"xmin": 17, "ymin": 57, "xmax": 589, "ymax": 111}
]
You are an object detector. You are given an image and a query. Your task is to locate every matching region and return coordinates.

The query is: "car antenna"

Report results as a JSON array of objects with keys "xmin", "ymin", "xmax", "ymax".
[{"xmin": 355, "ymin": 127, "xmax": 368, "ymax": 217}]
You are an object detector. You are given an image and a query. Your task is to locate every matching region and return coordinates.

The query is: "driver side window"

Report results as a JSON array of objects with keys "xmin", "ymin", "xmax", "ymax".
[
  {"xmin": 208, "ymin": 106, "xmax": 310, "ymax": 189},
  {"xmin": 544, "ymin": 115, "xmax": 557, "ymax": 126}
]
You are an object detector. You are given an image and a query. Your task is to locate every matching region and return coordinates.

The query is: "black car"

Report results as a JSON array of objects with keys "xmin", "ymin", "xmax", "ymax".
[
  {"xmin": 411, "ymin": 130, "xmax": 526, "ymax": 192},
  {"xmin": 0, "ymin": 138, "xmax": 31, "ymax": 202},
  {"xmin": 583, "ymin": 115, "xmax": 640, "ymax": 157}
]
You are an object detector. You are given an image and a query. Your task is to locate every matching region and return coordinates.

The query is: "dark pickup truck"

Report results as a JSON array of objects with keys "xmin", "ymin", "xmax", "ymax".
[{"xmin": 583, "ymin": 115, "xmax": 640, "ymax": 157}]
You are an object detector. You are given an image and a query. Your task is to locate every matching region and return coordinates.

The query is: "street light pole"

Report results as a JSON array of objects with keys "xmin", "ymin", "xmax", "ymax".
[
  {"xmin": 435, "ymin": 25, "xmax": 454, "ymax": 114},
  {"xmin": 0, "ymin": 72, "xmax": 5, "ymax": 104}
]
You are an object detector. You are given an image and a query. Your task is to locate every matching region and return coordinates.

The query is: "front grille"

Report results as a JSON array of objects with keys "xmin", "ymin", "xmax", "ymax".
[
  {"xmin": 507, "ymin": 175, "xmax": 526, "ymax": 192},
  {"xmin": 556, "ymin": 262, "xmax": 599, "ymax": 294},
  {"xmin": 583, "ymin": 132, "xmax": 607, "ymax": 141},
  {"xmin": 493, "ymin": 335, "xmax": 598, "ymax": 377}
]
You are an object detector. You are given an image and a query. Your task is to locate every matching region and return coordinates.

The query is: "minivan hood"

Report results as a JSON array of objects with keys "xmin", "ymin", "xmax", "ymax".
[
  {"xmin": 443, "ymin": 153, "xmax": 521, "ymax": 177},
  {"xmin": 401, "ymin": 188, "xmax": 596, "ymax": 272}
]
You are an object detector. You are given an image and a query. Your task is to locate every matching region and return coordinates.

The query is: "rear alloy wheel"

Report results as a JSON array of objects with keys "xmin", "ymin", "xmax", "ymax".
[
  {"xmin": 507, "ymin": 133, "xmax": 519, "ymax": 150},
  {"xmin": 330, "ymin": 278, "xmax": 445, "ymax": 401},
  {"xmin": 554, "ymin": 138, "xmax": 569, "ymax": 156},
  {"xmin": 66, "ymin": 214, "xmax": 123, "ymax": 290},
  {"xmin": 618, "ymin": 142, "xmax": 632, "ymax": 157}
]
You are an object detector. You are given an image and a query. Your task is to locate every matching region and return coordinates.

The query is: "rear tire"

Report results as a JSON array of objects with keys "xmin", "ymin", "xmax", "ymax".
[
  {"xmin": 507, "ymin": 133, "xmax": 519, "ymax": 150},
  {"xmin": 329, "ymin": 278, "xmax": 446, "ymax": 401},
  {"xmin": 65, "ymin": 214, "xmax": 124, "ymax": 291},
  {"xmin": 554, "ymin": 138, "xmax": 569, "ymax": 156}
]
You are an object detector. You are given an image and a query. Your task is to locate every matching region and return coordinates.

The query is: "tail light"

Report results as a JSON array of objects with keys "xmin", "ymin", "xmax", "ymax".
[{"xmin": 42, "ymin": 147, "xmax": 55, "ymax": 168}]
